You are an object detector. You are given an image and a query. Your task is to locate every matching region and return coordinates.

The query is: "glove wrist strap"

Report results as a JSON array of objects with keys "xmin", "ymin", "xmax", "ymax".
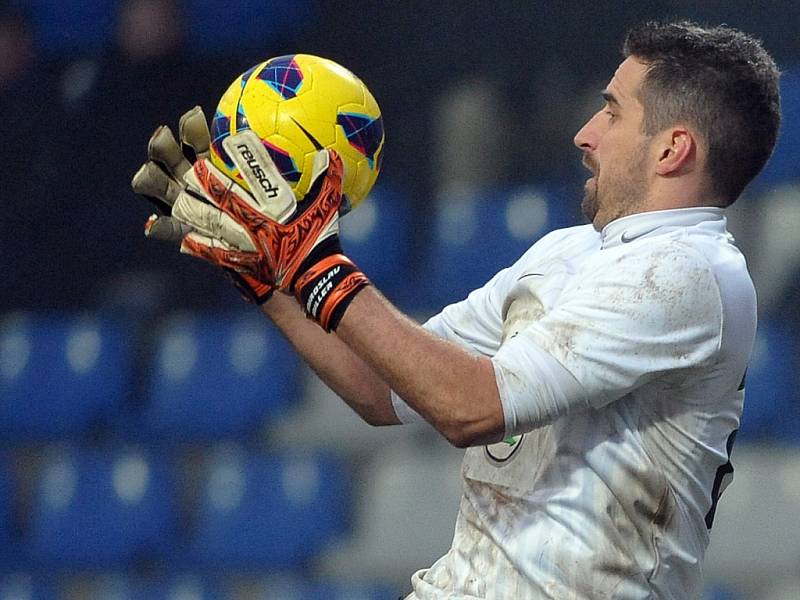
[{"xmin": 295, "ymin": 254, "xmax": 370, "ymax": 331}]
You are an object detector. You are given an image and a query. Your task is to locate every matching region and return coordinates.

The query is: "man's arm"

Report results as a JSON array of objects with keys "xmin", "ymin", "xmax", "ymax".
[
  {"xmin": 149, "ymin": 140, "xmax": 504, "ymax": 443},
  {"xmin": 336, "ymin": 287, "xmax": 505, "ymax": 448},
  {"xmin": 262, "ymin": 291, "xmax": 401, "ymax": 427}
]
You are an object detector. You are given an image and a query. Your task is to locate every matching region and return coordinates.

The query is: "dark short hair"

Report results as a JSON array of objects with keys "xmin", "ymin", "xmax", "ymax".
[{"xmin": 623, "ymin": 21, "xmax": 781, "ymax": 204}]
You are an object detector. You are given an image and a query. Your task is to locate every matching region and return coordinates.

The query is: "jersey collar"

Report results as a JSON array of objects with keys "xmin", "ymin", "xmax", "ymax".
[{"xmin": 600, "ymin": 207, "xmax": 727, "ymax": 249}]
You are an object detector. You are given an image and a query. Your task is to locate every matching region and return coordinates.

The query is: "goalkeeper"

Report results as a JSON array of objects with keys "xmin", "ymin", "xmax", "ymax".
[{"xmin": 132, "ymin": 20, "xmax": 779, "ymax": 600}]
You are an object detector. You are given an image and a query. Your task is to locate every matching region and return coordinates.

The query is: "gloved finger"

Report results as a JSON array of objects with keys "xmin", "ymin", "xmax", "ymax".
[
  {"xmin": 307, "ymin": 148, "xmax": 331, "ymax": 190},
  {"xmin": 132, "ymin": 161, "xmax": 183, "ymax": 207},
  {"xmin": 147, "ymin": 125, "xmax": 192, "ymax": 180},
  {"xmin": 309, "ymin": 149, "xmax": 351, "ymax": 216},
  {"xmin": 180, "ymin": 232, "xmax": 261, "ymax": 274},
  {"xmin": 180, "ymin": 232, "xmax": 229, "ymax": 264},
  {"xmin": 301, "ymin": 148, "xmax": 352, "ymax": 218},
  {"xmin": 172, "ymin": 190, "xmax": 257, "ymax": 252},
  {"xmin": 134, "ymin": 190, "xmax": 172, "ymax": 216},
  {"xmin": 185, "ymin": 158, "xmax": 265, "ymax": 224},
  {"xmin": 222, "ymin": 129, "xmax": 296, "ymax": 221},
  {"xmin": 296, "ymin": 149, "xmax": 344, "ymax": 248},
  {"xmin": 180, "ymin": 231, "xmax": 232, "ymax": 254},
  {"xmin": 144, "ymin": 214, "xmax": 192, "ymax": 242},
  {"xmin": 179, "ymin": 106, "xmax": 211, "ymax": 159}
]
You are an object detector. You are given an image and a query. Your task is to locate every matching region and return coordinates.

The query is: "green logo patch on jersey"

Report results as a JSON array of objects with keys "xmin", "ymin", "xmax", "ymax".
[{"xmin": 485, "ymin": 434, "xmax": 525, "ymax": 464}]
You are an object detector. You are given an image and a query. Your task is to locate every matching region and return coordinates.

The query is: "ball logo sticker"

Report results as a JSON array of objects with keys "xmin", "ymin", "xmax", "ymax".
[{"xmin": 485, "ymin": 434, "xmax": 525, "ymax": 465}]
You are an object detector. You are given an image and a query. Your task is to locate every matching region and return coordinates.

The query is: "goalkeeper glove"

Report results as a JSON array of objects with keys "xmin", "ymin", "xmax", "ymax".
[
  {"xmin": 131, "ymin": 106, "xmax": 273, "ymax": 304},
  {"xmin": 187, "ymin": 130, "xmax": 370, "ymax": 331}
]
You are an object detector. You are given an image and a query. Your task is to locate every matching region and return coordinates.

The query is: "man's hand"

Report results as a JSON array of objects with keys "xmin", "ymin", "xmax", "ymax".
[
  {"xmin": 186, "ymin": 130, "xmax": 370, "ymax": 331},
  {"xmin": 131, "ymin": 107, "xmax": 273, "ymax": 304}
]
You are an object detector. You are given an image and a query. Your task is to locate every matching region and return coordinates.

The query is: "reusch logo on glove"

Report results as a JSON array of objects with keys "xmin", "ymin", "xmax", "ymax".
[{"xmin": 235, "ymin": 144, "xmax": 281, "ymax": 199}]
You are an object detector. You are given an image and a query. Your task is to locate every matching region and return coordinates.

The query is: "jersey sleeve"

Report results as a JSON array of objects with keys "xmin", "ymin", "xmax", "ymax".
[
  {"xmin": 493, "ymin": 242, "xmax": 724, "ymax": 413},
  {"xmin": 422, "ymin": 266, "xmax": 512, "ymax": 356}
]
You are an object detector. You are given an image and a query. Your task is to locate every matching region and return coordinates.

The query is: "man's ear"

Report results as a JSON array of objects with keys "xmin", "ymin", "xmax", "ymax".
[{"xmin": 655, "ymin": 127, "xmax": 696, "ymax": 176}]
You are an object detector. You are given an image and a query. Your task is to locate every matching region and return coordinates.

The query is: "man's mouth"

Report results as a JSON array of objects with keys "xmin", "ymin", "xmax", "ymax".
[
  {"xmin": 582, "ymin": 155, "xmax": 598, "ymax": 175},
  {"xmin": 581, "ymin": 156, "xmax": 598, "ymax": 188}
]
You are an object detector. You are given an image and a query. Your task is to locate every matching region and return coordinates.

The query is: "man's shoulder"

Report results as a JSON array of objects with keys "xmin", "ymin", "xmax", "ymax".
[
  {"xmin": 578, "ymin": 238, "xmax": 727, "ymax": 329},
  {"xmin": 537, "ymin": 223, "xmax": 598, "ymax": 247},
  {"xmin": 607, "ymin": 228, "xmax": 745, "ymax": 292},
  {"xmin": 622, "ymin": 236, "xmax": 715, "ymax": 266},
  {"xmin": 599, "ymin": 236, "xmax": 718, "ymax": 285},
  {"xmin": 517, "ymin": 223, "xmax": 599, "ymax": 265},
  {"xmin": 504, "ymin": 223, "xmax": 599, "ymax": 281}
]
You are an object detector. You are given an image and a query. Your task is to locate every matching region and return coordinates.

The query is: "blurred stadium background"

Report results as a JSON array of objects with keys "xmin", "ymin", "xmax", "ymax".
[{"xmin": 1, "ymin": 0, "xmax": 799, "ymax": 598}]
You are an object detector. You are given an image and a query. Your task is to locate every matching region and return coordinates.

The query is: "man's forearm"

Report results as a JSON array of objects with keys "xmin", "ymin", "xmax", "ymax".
[
  {"xmin": 261, "ymin": 292, "xmax": 400, "ymax": 426},
  {"xmin": 336, "ymin": 287, "xmax": 505, "ymax": 447}
]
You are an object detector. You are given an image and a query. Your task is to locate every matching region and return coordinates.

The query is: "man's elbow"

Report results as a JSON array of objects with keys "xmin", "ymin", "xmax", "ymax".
[
  {"xmin": 442, "ymin": 428, "xmax": 477, "ymax": 449},
  {"xmin": 437, "ymin": 407, "xmax": 506, "ymax": 449},
  {"xmin": 361, "ymin": 411, "xmax": 401, "ymax": 427},
  {"xmin": 355, "ymin": 398, "xmax": 403, "ymax": 427},
  {"xmin": 431, "ymin": 380, "xmax": 506, "ymax": 447}
]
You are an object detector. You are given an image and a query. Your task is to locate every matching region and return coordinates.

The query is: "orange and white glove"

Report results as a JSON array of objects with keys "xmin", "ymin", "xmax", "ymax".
[
  {"xmin": 186, "ymin": 130, "xmax": 370, "ymax": 331},
  {"xmin": 131, "ymin": 107, "xmax": 273, "ymax": 304}
]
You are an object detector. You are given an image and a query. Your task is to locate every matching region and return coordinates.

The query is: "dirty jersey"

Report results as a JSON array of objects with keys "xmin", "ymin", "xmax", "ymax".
[{"xmin": 396, "ymin": 207, "xmax": 755, "ymax": 599}]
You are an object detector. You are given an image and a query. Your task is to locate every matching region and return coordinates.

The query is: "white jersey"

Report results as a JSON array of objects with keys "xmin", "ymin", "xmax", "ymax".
[{"xmin": 401, "ymin": 207, "xmax": 755, "ymax": 599}]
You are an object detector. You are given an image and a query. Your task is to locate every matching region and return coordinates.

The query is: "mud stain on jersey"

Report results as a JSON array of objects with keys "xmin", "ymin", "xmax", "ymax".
[
  {"xmin": 547, "ymin": 320, "xmax": 579, "ymax": 356},
  {"xmin": 501, "ymin": 288, "xmax": 547, "ymax": 343},
  {"xmin": 649, "ymin": 484, "xmax": 677, "ymax": 529}
]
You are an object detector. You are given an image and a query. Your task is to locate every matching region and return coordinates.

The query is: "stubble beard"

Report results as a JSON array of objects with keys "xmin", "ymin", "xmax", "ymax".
[
  {"xmin": 581, "ymin": 178, "xmax": 600, "ymax": 226},
  {"xmin": 581, "ymin": 145, "xmax": 650, "ymax": 231}
]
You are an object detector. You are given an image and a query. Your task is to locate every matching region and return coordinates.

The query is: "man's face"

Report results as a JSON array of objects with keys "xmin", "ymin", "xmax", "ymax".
[{"xmin": 574, "ymin": 57, "xmax": 652, "ymax": 230}]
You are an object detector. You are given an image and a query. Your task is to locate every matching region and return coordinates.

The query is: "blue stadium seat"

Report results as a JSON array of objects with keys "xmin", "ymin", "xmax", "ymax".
[
  {"xmin": 703, "ymin": 584, "xmax": 739, "ymax": 600},
  {"xmin": 253, "ymin": 576, "xmax": 394, "ymax": 600},
  {"xmin": 304, "ymin": 581, "xmax": 396, "ymax": 600},
  {"xmin": 0, "ymin": 573, "xmax": 56, "ymax": 600},
  {"xmin": 87, "ymin": 573, "xmax": 224, "ymax": 600},
  {"xmin": 340, "ymin": 183, "xmax": 414, "ymax": 303},
  {"xmin": 420, "ymin": 185, "xmax": 577, "ymax": 309},
  {"xmin": 26, "ymin": 448, "xmax": 177, "ymax": 569},
  {"xmin": 190, "ymin": 447, "xmax": 349, "ymax": 569},
  {"xmin": 0, "ymin": 313, "xmax": 131, "ymax": 441},
  {"xmin": 739, "ymin": 319, "xmax": 800, "ymax": 442},
  {"xmin": 141, "ymin": 313, "xmax": 300, "ymax": 442}
]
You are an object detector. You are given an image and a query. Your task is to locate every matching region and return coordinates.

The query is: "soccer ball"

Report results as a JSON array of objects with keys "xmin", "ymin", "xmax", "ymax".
[{"xmin": 209, "ymin": 54, "xmax": 385, "ymax": 210}]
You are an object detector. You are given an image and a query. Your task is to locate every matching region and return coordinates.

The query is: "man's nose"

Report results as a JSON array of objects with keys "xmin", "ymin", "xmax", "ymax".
[{"xmin": 574, "ymin": 112, "xmax": 600, "ymax": 151}]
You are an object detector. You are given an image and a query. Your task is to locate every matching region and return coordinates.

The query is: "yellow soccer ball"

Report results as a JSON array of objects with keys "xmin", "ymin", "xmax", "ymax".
[{"xmin": 209, "ymin": 54, "xmax": 385, "ymax": 210}]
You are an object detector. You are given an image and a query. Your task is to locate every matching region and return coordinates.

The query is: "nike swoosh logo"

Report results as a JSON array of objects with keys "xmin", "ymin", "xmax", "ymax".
[
  {"xmin": 518, "ymin": 273, "xmax": 545, "ymax": 280},
  {"xmin": 620, "ymin": 230, "xmax": 651, "ymax": 243}
]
